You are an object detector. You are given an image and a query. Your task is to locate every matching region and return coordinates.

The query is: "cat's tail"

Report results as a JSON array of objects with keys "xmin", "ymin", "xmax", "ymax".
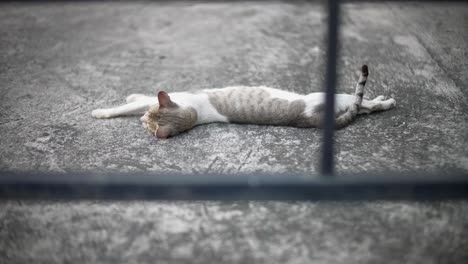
[{"xmin": 334, "ymin": 64, "xmax": 368, "ymax": 129}]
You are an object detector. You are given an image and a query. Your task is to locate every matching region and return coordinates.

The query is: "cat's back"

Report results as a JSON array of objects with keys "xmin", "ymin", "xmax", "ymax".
[
  {"xmin": 203, "ymin": 86, "xmax": 309, "ymax": 126},
  {"xmin": 203, "ymin": 86, "xmax": 303, "ymax": 102}
]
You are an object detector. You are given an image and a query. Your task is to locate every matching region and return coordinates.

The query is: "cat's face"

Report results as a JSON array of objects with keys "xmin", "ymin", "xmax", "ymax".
[{"xmin": 141, "ymin": 91, "xmax": 197, "ymax": 139}]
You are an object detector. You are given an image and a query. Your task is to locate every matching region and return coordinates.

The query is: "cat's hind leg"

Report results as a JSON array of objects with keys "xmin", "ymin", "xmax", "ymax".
[
  {"xmin": 92, "ymin": 101, "xmax": 155, "ymax": 119},
  {"xmin": 359, "ymin": 97, "xmax": 396, "ymax": 114},
  {"xmin": 373, "ymin": 95, "xmax": 385, "ymax": 101}
]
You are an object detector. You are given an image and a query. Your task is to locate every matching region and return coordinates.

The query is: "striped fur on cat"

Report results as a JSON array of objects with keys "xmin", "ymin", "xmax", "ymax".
[{"xmin": 92, "ymin": 65, "xmax": 396, "ymax": 138}]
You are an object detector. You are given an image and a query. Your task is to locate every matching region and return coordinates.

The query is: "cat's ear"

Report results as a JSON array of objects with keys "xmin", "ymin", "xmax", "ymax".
[
  {"xmin": 158, "ymin": 91, "xmax": 177, "ymax": 108},
  {"xmin": 156, "ymin": 127, "xmax": 171, "ymax": 139}
]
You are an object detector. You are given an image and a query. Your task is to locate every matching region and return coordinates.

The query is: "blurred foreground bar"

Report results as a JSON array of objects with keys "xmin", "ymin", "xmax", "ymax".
[
  {"xmin": 321, "ymin": 0, "xmax": 340, "ymax": 176},
  {"xmin": 1, "ymin": 171, "xmax": 467, "ymax": 201}
]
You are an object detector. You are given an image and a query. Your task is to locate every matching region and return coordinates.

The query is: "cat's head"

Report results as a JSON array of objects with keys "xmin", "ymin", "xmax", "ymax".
[{"xmin": 141, "ymin": 91, "xmax": 197, "ymax": 139}]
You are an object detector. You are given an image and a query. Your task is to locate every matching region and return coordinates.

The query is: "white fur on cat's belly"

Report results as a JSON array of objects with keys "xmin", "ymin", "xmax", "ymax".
[{"xmin": 302, "ymin": 93, "xmax": 359, "ymax": 117}]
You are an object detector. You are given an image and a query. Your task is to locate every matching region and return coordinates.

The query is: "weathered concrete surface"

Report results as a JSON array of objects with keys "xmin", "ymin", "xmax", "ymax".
[
  {"xmin": 0, "ymin": 1, "xmax": 468, "ymax": 263},
  {"xmin": 1, "ymin": 201, "xmax": 468, "ymax": 264}
]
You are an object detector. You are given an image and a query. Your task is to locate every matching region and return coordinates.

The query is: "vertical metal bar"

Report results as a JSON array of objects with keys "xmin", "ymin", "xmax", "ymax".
[{"xmin": 321, "ymin": 0, "xmax": 341, "ymax": 176}]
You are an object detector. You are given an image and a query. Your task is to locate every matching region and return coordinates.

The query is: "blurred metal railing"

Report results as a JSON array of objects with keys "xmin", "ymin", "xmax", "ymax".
[
  {"xmin": 321, "ymin": 0, "xmax": 340, "ymax": 176},
  {"xmin": 0, "ymin": 0, "xmax": 467, "ymax": 201},
  {"xmin": 1, "ymin": 171, "xmax": 468, "ymax": 200}
]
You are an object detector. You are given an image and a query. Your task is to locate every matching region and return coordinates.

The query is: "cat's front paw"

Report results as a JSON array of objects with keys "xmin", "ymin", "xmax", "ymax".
[
  {"xmin": 92, "ymin": 109, "xmax": 111, "ymax": 119},
  {"xmin": 386, "ymin": 98, "xmax": 396, "ymax": 109}
]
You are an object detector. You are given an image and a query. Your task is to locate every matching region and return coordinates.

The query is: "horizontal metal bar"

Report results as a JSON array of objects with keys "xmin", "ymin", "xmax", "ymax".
[{"xmin": 1, "ymin": 171, "xmax": 467, "ymax": 201}]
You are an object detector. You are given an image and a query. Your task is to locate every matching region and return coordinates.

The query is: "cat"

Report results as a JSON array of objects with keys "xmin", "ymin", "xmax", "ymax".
[{"xmin": 92, "ymin": 65, "xmax": 396, "ymax": 138}]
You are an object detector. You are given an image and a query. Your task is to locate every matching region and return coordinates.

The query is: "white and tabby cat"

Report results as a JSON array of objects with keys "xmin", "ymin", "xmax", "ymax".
[{"xmin": 92, "ymin": 65, "xmax": 396, "ymax": 138}]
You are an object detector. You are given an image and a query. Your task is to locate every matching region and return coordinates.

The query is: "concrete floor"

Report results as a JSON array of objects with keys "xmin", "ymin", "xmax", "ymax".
[{"xmin": 0, "ymin": 1, "xmax": 467, "ymax": 263}]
